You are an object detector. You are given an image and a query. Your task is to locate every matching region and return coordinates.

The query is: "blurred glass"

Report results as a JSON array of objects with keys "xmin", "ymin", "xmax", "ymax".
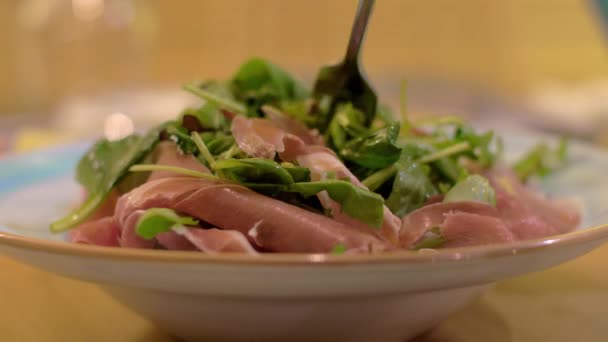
[{"xmin": 2, "ymin": 0, "xmax": 608, "ymax": 142}]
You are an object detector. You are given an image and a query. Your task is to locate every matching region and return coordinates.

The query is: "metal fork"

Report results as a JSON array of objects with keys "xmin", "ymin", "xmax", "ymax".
[{"xmin": 313, "ymin": 0, "xmax": 377, "ymax": 128}]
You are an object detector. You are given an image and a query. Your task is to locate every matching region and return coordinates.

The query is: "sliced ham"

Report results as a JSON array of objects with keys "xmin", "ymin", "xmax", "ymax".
[
  {"xmin": 148, "ymin": 141, "xmax": 209, "ymax": 181},
  {"xmin": 280, "ymin": 136, "xmax": 402, "ymax": 245},
  {"xmin": 230, "ymin": 117, "xmax": 401, "ymax": 244},
  {"xmin": 441, "ymin": 212, "xmax": 515, "ymax": 248},
  {"xmin": 261, "ymin": 105, "xmax": 323, "ymax": 145},
  {"xmin": 486, "ymin": 169, "xmax": 580, "ymax": 239},
  {"xmin": 120, "ymin": 210, "xmax": 156, "ymax": 249},
  {"xmin": 174, "ymin": 227, "xmax": 258, "ymax": 254},
  {"xmin": 115, "ymin": 177, "xmax": 390, "ymax": 253},
  {"xmin": 231, "ymin": 116, "xmax": 286, "ymax": 159},
  {"xmin": 69, "ymin": 216, "xmax": 120, "ymax": 247},
  {"xmin": 399, "ymin": 201, "xmax": 500, "ymax": 248},
  {"xmin": 156, "ymin": 230, "xmax": 198, "ymax": 251}
]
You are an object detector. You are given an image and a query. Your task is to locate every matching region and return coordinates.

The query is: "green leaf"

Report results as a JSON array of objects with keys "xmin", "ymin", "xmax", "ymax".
[
  {"xmin": 230, "ymin": 58, "xmax": 309, "ymax": 116},
  {"xmin": 443, "ymin": 175, "xmax": 496, "ymax": 206},
  {"xmin": 512, "ymin": 138, "xmax": 568, "ymax": 182},
  {"xmin": 182, "ymin": 102, "xmax": 227, "ymax": 131},
  {"xmin": 75, "ymin": 135, "xmax": 141, "ymax": 194},
  {"xmin": 340, "ymin": 122, "xmax": 402, "ymax": 169},
  {"xmin": 386, "ymin": 157, "xmax": 437, "ymax": 217},
  {"xmin": 165, "ymin": 124, "xmax": 198, "ymax": 155},
  {"xmin": 214, "ymin": 158, "xmax": 296, "ymax": 185},
  {"xmin": 331, "ymin": 243, "xmax": 347, "ymax": 254},
  {"xmin": 51, "ymin": 123, "xmax": 169, "ymax": 232},
  {"xmin": 413, "ymin": 235, "xmax": 446, "ymax": 250},
  {"xmin": 327, "ymin": 103, "xmax": 368, "ymax": 149},
  {"xmin": 183, "ymin": 82, "xmax": 246, "ymax": 114},
  {"xmin": 286, "ymin": 180, "xmax": 385, "ymax": 228},
  {"xmin": 412, "ymin": 227, "xmax": 446, "ymax": 250},
  {"xmin": 135, "ymin": 208, "xmax": 199, "ymax": 240},
  {"xmin": 199, "ymin": 132, "xmax": 235, "ymax": 156}
]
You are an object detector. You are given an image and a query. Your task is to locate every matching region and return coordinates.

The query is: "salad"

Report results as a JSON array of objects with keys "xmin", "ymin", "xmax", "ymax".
[{"xmin": 51, "ymin": 58, "xmax": 580, "ymax": 254}]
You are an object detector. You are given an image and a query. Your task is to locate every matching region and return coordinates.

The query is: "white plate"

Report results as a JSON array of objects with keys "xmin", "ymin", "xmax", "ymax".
[{"xmin": 1, "ymin": 133, "xmax": 607, "ymax": 342}]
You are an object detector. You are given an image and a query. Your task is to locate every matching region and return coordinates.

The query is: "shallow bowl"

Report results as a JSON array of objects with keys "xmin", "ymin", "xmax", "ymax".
[{"xmin": 1, "ymin": 133, "xmax": 607, "ymax": 341}]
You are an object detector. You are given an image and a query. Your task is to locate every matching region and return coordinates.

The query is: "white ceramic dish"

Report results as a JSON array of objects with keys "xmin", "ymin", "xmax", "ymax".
[{"xmin": 1, "ymin": 133, "xmax": 607, "ymax": 342}]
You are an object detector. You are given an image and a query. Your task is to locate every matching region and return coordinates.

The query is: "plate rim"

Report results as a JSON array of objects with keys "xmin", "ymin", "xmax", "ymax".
[
  {"xmin": 1, "ymin": 138, "xmax": 608, "ymax": 267},
  {"xmin": 1, "ymin": 223, "xmax": 607, "ymax": 266}
]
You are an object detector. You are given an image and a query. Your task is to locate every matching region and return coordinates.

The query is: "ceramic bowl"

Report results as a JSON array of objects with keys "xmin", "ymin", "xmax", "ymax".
[{"xmin": 1, "ymin": 133, "xmax": 607, "ymax": 342}]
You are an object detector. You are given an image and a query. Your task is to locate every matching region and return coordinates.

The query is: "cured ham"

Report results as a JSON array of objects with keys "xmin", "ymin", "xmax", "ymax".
[
  {"xmin": 231, "ymin": 116, "xmax": 286, "ymax": 159},
  {"xmin": 115, "ymin": 177, "xmax": 390, "ymax": 253},
  {"xmin": 148, "ymin": 141, "xmax": 209, "ymax": 181},
  {"xmin": 69, "ymin": 217, "xmax": 120, "ymax": 247}
]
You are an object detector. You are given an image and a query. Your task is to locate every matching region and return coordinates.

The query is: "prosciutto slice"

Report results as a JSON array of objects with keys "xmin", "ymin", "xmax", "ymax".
[
  {"xmin": 262, "ymin": 105, "xmax": 323, "ymax": 145},
  {"xmin": 148, "ymin": 141, "xmax": 209, "ymax": 181},
  {"xmin": 281, "ymin": 136, "xmax": 402, "ymax": 245},
  {"xmin": 173, "ymin": 227, "xmax": 258, "ymax": 254},
  {"xmin": 441, "ymin": 212, "xmax": 515, "ymax": 248},
  {"xmin": 155, "ymin": 228, "xmax": 258, "ymax": 254},
  {"xmin": 400, "ymin": 201, "xmax": 501, "ymax": 248},
  {"xmin": 115, "ymin": 177, "xmax": 390, "ymax": 253},
  {"xmin": 486, "ymin": 169, "xmax": 580, "ymax": 239},
  {"xmin": 230, "ymin": 117, "xmax": 401, "ymax": 244},
  {"xmin": 231, "ymin": 116, "xmax": 286, "ymax": 159},
  {"xmin": 69, "ymin": 217, "xmax": 120, "ymax": 247}
]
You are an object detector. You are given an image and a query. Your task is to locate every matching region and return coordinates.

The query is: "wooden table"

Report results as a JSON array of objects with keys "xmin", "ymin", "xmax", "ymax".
[{"xmin": 1, "ymin": 245, "xmax": 607, "ymax": 342}]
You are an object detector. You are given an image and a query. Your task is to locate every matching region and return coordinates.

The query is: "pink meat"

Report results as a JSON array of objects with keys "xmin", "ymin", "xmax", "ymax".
[
  {"xmin": 280, "ymin": 136, "xmax": 402, "ymax": 245},
  {"xmin": 156, "ymin": 230, "xmax": 198, "ymax": 251},
  {"xmin": 441, "ymin": 212, "xmax": 515, "ymax": 248},
  {"xmin": 231, "ymin": 116, "xmax": 286, "ymax": 159},
  {"xmin": 230, "ymin": 117, "xmax": 401, "ymax": 244},
  {"xmin": 487, "ymin": 169, "xmax": 580, "ymax": 239},
  {"xmin": 174, "ymin": 227, "xmax": 258, "ymax": 254},
  {"xmin": 115, "ymin": 177, "xmax": 391, "ymax": 253},
  {"xmin": 148, "ymin": 141, "xmax": 209, "ymax": 181},
  {"xmin": 120, "ymin": 210, "xmax": 156, "ymax": 248},
  {"xmin": 399, "ymin": 201, "xmax": 500, "ymax": 248},
  {"xmin": 262, "ymin": 105, "xmax": 323, "ymax": 145},
  {"xmin": 69, "ymin": 216, "xmax": 120, "ymax": 247}
]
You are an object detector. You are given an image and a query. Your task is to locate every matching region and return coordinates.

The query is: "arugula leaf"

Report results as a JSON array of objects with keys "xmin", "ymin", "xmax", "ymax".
[
  {"xmin": 182, "ymin": 102, "xmax": 227, "ymax": 131},
  {"xmin": 167, "ymin": 124, "xmax": 234, "ymax": 158},
  {"xmin": 286, "ymin": 180, "xmax": 385, "ymax": 228},
  {"xmin": 51, "ymin": 123, "xmax": 168, "ymax": 232},
  {"xmin": 281, "ymin": 162, "xmax": 312, "ymax": 183},
  {"xmin": 213, "ymin": 158, "xmax": 296, "ymax": 185},
  {"xmin": 199, "ymin": 132, "xmax": 235, "ymax": 156},
  {"xmin": 135, "ymin": 208, "xmax": 199, "ymax": 240},
  {"xmin": 386, "ymin": 157, "xmax": 437, "ymax": 217},
  {"xmin": 443, "ymin": 175, "xmax": 496, "ymax": 206},
  {"xmin": 413, "ymin": 227, "xmax": 447, "ymax": 250},
  {"xmin": 331, "ymin": 244, "xmax": 347, "ymax": 254},
  {"xmin": 165, "ymin": 124, "xmax": 198, "ymax": 155},
  {"xmin": 183, "ymin": 82, "xmax": 246, "ymax": 114},
  {"xmin": 513, "ymin": 138, "xmax": 568, "ymax": 182},
  {"xmin": 231, "ymin": 58, "xmax": 309, "ymax": 116},
  {"xmin": 340, "ymin": 122, "xmax": 402, "ymax": 169},
  {"xmin": 327, "ymin": 103, "xmax": 368, "ymax": 149}
]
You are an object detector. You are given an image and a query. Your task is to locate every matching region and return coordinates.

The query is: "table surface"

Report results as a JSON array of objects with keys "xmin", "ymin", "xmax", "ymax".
[{"xmin": 1, "ymin": 244, "xmax": 608, "ymax": 342}]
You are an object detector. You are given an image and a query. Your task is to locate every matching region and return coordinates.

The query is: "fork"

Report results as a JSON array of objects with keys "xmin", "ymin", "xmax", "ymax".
[{"xmin": 313, "ymin": 0, "xmax": 377, "ymax": 128}]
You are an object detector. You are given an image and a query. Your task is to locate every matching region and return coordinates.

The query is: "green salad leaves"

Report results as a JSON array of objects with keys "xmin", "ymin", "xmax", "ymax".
[
  {"xmin": 51, "ymin": 57, "xmax": 569, "ymax": 237},
  {"xmin": 51, "ymin": 123, "xmax": 168, "ymax": 232}
]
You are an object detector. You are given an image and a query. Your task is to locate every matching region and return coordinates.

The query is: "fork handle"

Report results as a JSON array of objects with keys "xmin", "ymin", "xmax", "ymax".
[{"xmin": 344, "ymin": 0, "xmax": 376, "ymax": 66}]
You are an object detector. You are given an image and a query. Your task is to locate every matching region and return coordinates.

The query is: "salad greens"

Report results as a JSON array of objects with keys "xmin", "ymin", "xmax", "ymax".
[
  {"xmin": 513, "ymin": 138, "xmax": 568, "ymax": 182},
  {"xmin": 135, "ymin": 208, "xmax": 199, "ymax": 240},
  {"xmin": 443, "ymin": 175, "xmax": 496, "ymax": 206},
  {"xmin": 51, "ymin": 123, "xmax": 168, "ymax": 232},
  {"xmin": 51, "ymin": 57, "xmax": 569, "ymax": 235}
]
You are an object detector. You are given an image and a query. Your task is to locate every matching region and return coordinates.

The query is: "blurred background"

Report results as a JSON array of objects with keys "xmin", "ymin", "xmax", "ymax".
[{"xmin": 2, "ymin": 0, "xmax": 608, "ymax": 151}]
